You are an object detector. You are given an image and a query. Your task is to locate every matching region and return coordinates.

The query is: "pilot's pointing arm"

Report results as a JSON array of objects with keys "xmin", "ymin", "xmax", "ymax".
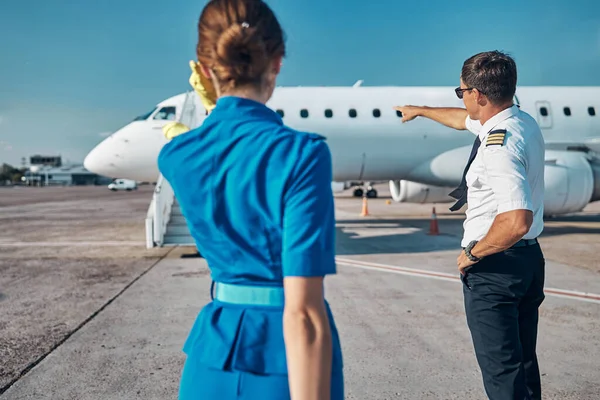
[{"xmin": 393, "ymin": 105, "xmax": 469, "ymax": 131}]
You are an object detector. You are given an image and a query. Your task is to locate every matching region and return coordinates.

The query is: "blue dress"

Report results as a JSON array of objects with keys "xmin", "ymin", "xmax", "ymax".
[{"xmin": 158, "ymin": 96, "xmax": 344, "ymax": 399}]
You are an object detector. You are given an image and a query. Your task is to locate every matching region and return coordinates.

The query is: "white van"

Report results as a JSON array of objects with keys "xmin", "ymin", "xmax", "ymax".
[{"xmin": 108, "ymin": 179, "xmax": 137, "ymax": 191}]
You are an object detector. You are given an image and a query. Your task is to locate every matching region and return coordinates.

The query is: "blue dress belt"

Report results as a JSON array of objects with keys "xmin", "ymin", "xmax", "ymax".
[{"xmin": 211, "ymin": 281, "xmax": 285, "ymax": 307}]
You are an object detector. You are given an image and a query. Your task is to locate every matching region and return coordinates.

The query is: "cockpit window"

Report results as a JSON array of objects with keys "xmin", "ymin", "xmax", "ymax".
[
  {"xmin": 153, "ymin": 106, "xmax": 176, "ymax": 121},
  {"xmin": 133, "ymin": 107, "xmax": 157, "ymax": 121}
]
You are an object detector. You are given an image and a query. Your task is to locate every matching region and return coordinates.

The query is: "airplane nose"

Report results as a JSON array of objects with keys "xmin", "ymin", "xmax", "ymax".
[
  {"xmin": 84, "ymin": 142, "xmax": 115, "ymax": 177},
  {"xmin": 83, "ymin": 146, "xmax": 102, "ymax": 174}
]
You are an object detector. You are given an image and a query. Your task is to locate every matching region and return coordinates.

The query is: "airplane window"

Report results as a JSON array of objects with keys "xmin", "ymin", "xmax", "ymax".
[
  {"xmin": 325, "ymin": 109, "xmax": 333, "ymax": 118},
  {"xmin": 133, "ymin": 107, "xmax": 157, "ymax": 121},
  {"xmin": 563, "ymin": 107, "xmax": 571, "ymax": 116},
  {"xmin": 300, "ymin": 109, "xmax": 309, "ymax": 118},
  {"xmin": 153, "ymin": 106, "xmax": 176, "ymax": 121},
  {"xmin": 588, "ymin": 107, "xmax": 596, "ymax": 116},
  {"xmin": 540, "ymin": 107, "xmax": 548, "ymax": 117},
  {"xmin": 349, "ymin": 109, "xmax": 357, "ymax": 118},
  {"xmin": 276, "ymin": 109, "xmax": 284, "ymax": 118},
  {"xmin": 373, "ymin": 109, "xmax": 381, "ymax": 118},
  {"xmin": 396, "ymin": 110, "xmax": 403, "ymax": 118}
]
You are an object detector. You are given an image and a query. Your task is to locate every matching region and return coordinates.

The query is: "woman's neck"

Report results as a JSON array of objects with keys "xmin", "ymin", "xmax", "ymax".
[{"xmin": 221, "ymin": 85, "xmax": 270, "ymax": 105}]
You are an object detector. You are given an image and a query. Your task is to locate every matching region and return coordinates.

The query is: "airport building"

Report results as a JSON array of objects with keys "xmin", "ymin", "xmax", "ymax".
[
  {"xmin": 22, "ymin": 155, "xmax": 112, "ymax": 186},
  {"xmin": 28, "ymin": 155, "xmax": 63, "ymax": 168}
]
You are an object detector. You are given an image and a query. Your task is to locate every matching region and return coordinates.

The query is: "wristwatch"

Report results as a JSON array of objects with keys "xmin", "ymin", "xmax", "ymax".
[{"xmin": 464, "ymin": 240, "xmax": 481, "ymax": 262}]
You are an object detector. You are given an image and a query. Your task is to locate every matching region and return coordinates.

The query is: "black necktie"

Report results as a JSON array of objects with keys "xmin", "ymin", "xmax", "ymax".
[{"xmin": 448, "ymin": 136, "xmax": 482, "ymax": 212}]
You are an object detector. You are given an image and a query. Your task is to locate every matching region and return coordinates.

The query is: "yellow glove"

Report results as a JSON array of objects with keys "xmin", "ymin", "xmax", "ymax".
[
  {"xmin": 163, "ymin": 121, "xmax": 190, "ymax": 140},
  {"xmin": 189, "ymin": 60, "xmax": 217, "ymax": 112}
]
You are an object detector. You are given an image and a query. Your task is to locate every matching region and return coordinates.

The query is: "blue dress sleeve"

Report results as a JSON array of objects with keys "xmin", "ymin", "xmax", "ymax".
[{"xmin": 281, "ymin": 137, "xmax": 336, "ymax": 277}]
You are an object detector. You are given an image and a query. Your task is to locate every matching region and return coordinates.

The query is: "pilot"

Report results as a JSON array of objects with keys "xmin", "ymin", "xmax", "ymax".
[
  {"xmin": 395, "ymin": 51, "xmax": 546, "ymax": 400},
  {"xmin": 157, "ymin": 1, "xmax": 344, "ymax": 399}
]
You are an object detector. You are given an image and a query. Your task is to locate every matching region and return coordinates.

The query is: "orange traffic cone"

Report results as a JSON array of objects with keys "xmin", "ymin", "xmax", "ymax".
[
  {"xmin": 428, "ymin": 207, "xmax": 439, "ymax": 235},
  {"xmin": 360, "ymin": 196, "xmax": 369, "ymax": 217}
]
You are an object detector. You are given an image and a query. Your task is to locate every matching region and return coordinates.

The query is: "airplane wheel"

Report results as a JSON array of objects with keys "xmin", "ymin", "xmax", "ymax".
[
  {"xmin": 366, "ymin": 189, "xmax": 378, "ymax": 198},
  {"xmin": 353, "ymin": 188, "xmax": 364, "ymax": 197}
]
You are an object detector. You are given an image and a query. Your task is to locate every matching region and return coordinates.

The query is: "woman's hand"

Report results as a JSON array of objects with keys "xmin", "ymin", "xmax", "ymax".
[
  {"xmin": 162, "ymin": 122, "xmax": 190, "ymax": 140},
  {"xmin": 189, "ymin": 60, "xmax": 217, "ymax": 112}
]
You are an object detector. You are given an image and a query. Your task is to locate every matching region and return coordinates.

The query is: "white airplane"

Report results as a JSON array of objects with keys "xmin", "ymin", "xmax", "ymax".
[{"xmin": 84, "ymin": 84, "xmax": 600, "ymax": 216}]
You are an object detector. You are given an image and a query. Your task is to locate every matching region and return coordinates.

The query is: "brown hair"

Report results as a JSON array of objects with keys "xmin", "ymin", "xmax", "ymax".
[
  {"xmin": 461, "ymin": 50, "xmax": 517, "ymax": 105},
  {"xmin": 197, "ymin": 0, "xmax": 286, "ymax": 92}
]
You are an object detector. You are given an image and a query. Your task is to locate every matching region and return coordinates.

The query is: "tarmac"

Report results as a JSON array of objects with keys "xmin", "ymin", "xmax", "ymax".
[{"xmin": 1, "ymin": 184, "xmax": 599, "ymax": 399}]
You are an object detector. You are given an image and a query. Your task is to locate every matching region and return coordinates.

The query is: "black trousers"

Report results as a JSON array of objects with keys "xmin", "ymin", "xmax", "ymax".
[{"xmin": 461, "ymin": 243, "xmax": 545, "ymax": 400}]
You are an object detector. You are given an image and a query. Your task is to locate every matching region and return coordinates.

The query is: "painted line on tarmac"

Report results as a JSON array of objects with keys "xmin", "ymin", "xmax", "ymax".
[
  {"xmin": 336, "ymin": 257, "xmax": 459, "ymax": 284},
  {"xmin": 0, "ymin": 241, "xmax": 145, "ymax": 247},
  {"xmin": 336, "ymin": 257, "xmax": 600, "ymax": 305}
]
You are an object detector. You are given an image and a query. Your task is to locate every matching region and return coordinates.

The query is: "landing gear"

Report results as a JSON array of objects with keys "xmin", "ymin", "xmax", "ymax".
[{"xmin": 352, "ymin": 184, "xmax": 377, "ymax": 198}]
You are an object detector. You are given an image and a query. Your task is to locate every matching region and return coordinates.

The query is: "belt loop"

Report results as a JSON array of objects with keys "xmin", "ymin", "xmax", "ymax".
[{"xmin": 210, "ymin": 280, "xmax": 215, "ymax": 300}]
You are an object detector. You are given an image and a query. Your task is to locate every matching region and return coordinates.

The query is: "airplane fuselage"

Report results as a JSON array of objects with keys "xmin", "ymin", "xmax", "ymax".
[{"xmin": 84, "ymin": 85, "xmax": 600, "ymax": 215}]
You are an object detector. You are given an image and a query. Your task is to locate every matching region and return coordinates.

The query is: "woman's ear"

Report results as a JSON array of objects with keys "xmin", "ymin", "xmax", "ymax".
[
  {"xmin": 272, "ymin": 55, "xmax": 283, "ymax": 75},
  {"xmin": 198, "ymin": 62, "xmax": 212, "ymax": 79}
]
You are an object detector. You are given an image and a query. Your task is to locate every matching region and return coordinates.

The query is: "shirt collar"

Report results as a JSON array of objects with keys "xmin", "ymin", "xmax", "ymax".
[
  {"xmin": 479, "ymin": 104, "xmax": 520, "ymax": 139},
  {"xmin": 208, "ymin": 95, "xmax": 283, "ymax": 125}
]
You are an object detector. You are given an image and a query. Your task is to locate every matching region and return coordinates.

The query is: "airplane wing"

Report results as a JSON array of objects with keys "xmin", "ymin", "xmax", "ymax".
[{"xmin": 545, "ymin": 138, "xmax": 600, "ymax": 154}]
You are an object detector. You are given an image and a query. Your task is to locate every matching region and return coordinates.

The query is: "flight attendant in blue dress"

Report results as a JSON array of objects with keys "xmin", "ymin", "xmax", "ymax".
[{"xmin": 157, "ymin": 1, "xmax": 344, "ymax": 399}]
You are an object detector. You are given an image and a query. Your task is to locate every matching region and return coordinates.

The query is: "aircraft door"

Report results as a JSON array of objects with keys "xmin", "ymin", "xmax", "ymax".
[{"xmin": 534, "ymin": 101, "xmax": 553, "ymax": 129}]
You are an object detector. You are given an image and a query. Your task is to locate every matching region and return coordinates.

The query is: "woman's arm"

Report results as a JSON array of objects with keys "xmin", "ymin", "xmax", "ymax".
[
  {"xmin": 283, "ymin": 277, "xmax": 332, "ymax": 400},
  {"xmin": 280, "ymin": 137, "xmax": 337, "ymax": 400}
]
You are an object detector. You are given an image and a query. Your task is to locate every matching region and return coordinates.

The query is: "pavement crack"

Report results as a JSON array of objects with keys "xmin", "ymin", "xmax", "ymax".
[{"xmin": 0, "ymin": 247, "xmax": 175, "ymax": 396}]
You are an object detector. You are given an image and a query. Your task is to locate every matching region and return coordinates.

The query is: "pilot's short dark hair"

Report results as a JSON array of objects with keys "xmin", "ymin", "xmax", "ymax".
[{"xmin": 461, "ymin": 50, "xmax": 517, "ymax": 105}]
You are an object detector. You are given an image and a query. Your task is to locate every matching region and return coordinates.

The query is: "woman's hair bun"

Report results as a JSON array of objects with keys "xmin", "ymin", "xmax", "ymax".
[
  {"xmin": 197, "ymin": 0, "xmax": 286, "ymax": 92},
  {"xmin": 214, "ymin": 23, "xmax": 269, "ymax": 87}
]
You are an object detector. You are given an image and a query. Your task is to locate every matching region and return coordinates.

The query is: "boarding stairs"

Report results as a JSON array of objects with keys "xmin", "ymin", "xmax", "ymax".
[
  {"xmin": 164, "ymin": 199, "xmax": 195, "ymax": 246},
  {"xmin": 145, "ymin": 91, "xmax": 202, "ymax": 248}
]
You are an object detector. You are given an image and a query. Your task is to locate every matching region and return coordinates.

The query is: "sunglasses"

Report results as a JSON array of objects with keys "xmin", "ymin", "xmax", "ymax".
[{"xmin": 455, "ymin": 86, "xmax": 484, "ymax": 99}]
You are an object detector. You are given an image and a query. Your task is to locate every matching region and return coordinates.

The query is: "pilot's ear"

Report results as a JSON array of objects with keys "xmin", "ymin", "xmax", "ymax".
[{"xmin": 474, "ymin": 89, "xmax": 486, "ymax": 106}]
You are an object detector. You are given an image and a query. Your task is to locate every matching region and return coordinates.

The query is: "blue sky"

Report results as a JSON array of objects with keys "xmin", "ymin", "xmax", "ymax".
[{"xmin": 0, "ymin": 0, "xmax": 599, "ymax": 166}]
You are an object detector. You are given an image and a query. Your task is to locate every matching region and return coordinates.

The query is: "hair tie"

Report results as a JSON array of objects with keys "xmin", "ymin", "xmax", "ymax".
[{"xmin": 241, "ymin": 22, "xmax": 250, "ymax": 29}]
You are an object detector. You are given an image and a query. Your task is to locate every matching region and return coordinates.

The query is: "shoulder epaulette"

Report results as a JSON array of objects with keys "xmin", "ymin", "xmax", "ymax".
[
  {"xmin": 486, "ymin": 129, "xmax": 507, "ymax": 147},
  {"xmin": 306, "ymin": 132, "xmax": 327, "ymax": 141}
]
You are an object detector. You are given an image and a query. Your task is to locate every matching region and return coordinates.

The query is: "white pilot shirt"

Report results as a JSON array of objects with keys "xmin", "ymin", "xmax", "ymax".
[{"xmin": 462, "ymin": 104, "xmax": 545, "ymax": 248}]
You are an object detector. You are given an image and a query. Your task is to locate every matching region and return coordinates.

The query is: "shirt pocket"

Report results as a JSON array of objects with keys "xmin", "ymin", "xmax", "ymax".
[
  {"xmin": 466, "ymin": 168, "xmax": 480, "ymax": 188},
  {"xmin": 466, "ymin": 156, "xmax": 484, "ymax": 189}
]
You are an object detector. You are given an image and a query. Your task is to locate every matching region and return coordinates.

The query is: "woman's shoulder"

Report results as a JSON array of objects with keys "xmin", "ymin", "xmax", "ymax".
[{"xmin": 271, "ymin": 124, "xmax": 329, "ymax": 151}]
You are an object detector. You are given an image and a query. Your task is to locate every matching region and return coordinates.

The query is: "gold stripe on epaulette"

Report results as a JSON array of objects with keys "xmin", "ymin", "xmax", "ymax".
[{"xmin": 486, "ymin": 132, "xmax": 506, "ymax": 147}]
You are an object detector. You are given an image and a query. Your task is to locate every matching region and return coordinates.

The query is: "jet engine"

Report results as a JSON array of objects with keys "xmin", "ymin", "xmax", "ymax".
[
  {"xmin": 543, "ymin": 150, "xmax": 600, "ymax": 216},
  {"xmin": 389, "ymin": 151, "xmax": 600, "ymax": 216},
  {"xmin": 389, "ymin": 180, "xmax": 455, "ymax": 204}
]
